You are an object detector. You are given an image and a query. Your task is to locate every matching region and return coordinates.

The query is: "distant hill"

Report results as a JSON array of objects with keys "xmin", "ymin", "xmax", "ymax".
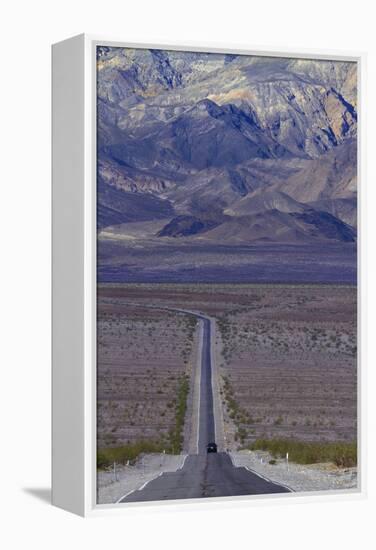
[{"xmin": 96, "ymin": 47, "xmax": 357, "ymax": 283}]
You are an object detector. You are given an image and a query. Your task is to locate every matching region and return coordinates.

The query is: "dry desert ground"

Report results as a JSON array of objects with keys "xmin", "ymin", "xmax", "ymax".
[{"xmin": 97, "ymin": 283, "xmax": 356, "ymax": 457}]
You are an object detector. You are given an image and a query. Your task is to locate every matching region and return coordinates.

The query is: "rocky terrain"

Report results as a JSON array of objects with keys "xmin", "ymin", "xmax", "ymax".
[{"xmin": 97, "ymin": 47, "xmax": 357, "ymax": 283}]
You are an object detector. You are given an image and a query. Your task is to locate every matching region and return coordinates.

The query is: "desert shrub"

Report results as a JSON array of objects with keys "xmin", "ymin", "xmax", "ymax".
[
  {"xmin": 97, "ymin": 451, "xmax": 110, "ymax": 469},
  {"xmin": 248, "ymin": 438, "xmax": 357, "ymax": 467},
  {"xmin": 237, "ymin": 427, "xmax": 248, "ymax": 443},
  {"xmin": 168, "ymin": 373, "xmax": 190, "ymax": 453},
  {"xmin": 97, "ymin": 440, "xmax": 166, "ymax": 469},
  {"xmin": 222, "ymin": 375, "xmax": 251, "ymax": 438}
]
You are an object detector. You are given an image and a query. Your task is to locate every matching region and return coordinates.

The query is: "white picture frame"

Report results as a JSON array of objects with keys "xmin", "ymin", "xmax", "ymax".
[{"xmin": 52, "ymin": 34, "xmax": 365, "ymax": 517}]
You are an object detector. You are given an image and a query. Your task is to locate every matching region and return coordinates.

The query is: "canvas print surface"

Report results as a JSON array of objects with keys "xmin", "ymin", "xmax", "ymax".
[{"xmin": 96, "ymin": 46, "xmax": 357, "ymax": 504}]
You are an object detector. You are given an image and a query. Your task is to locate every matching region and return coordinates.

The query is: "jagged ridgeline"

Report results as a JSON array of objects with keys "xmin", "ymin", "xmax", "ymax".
[{"xmin": 96, "ymin": 47, "xmax": 357, "ymax": 283}]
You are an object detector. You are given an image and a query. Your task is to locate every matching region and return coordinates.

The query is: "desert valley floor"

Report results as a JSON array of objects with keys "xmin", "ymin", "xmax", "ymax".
[{"xmin": 97, "ymin": 283, "xmax": 357, "ymax": 452}]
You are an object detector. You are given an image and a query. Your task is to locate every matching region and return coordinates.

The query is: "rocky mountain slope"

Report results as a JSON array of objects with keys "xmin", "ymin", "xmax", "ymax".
[{"xmin": 96, "ymin": 47, "xmax": 357, "ymax": 282}]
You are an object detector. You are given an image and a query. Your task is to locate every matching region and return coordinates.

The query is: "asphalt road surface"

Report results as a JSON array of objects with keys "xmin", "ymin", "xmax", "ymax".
[{"xmin": 121, "ymin": 311, "xmax": 290, "ymax": 503}]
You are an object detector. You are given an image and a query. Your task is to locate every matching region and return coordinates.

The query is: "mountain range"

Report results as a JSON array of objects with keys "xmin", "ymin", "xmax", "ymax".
[{"xmin": 96, "ymin": 47, "xmax": 357, "ymax": 283}]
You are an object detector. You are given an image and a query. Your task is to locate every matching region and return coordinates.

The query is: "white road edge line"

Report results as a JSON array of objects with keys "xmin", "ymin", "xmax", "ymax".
[
  {"xmin": 196, "ymin": 319, "xmax": 203, "ymax": 454},
  {"xmin": 244, "ymin": 466, "xmax": 294, "ymax": 492},
  {"xmin": 228, "ymin": 453, "xmax": 294, "ymax": 492},
  {"xmin": 116, "ymin": 487, "xmax": 137, "ymax": 503},
  {"xmin": 209, "ymin": 317, "xmax": 217, "ymax": 445},
  {"xmin": 116, "ymin": 472, "xmax": 163, "ymax": 503},
  {"xmin": 209, "ymin": 317, "xmax": 223, "ymax": 450},
  {"xmin": 178, "ymin": 454, "xmax": 188, "ymax": 470},
  {"xmin": 138, "ymin": 471, "xmax": 163, "ymax": 491},
  {"xmin": 116, "ymin": 454, "xmax": 188, "ymax": 503}
]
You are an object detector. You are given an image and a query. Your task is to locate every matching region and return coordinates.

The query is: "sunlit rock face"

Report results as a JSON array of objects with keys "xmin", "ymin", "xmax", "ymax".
[{"xmin": 96, "ymin": 46, "xmax": 357, "ymax": 283}]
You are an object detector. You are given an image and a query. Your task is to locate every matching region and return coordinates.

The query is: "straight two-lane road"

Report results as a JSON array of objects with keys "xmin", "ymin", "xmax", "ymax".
[{"xmin": 121, "ymin": 310, "xmax": 290, "ymax": 503}]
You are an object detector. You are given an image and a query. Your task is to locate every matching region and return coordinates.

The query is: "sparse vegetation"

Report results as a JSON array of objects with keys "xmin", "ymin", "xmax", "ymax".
[
  {"xmin": 248, "ymin": 438, "xmax": 357, "ymax": 468},
  {"xmin": 216, "ymin": 285, "xmax": 356, "ymax": 447},
  {"xmin": 97, "ymin": 289, "xmax": 198, "ymax": 452},
  {"xmin": 98, "ymin": 370, "xmax": 191, "ymax": 468},
  {"xmin": 97, "ymin": 440, "xmax": 166, "ymax": 469},
  {"xmin": 222, "ymin": 374, "xmax": 252, "ymax": 444},
  {"xmin": 97, "ymin": 284, "xmax": 356, "ymax": 471},
  {"xmin": 168, "ymin": 373, "xmax": 190, "ymax": 453}
]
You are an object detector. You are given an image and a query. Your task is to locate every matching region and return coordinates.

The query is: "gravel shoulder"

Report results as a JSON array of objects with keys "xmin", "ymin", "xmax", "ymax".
[
  {"xmin": 210, "ymin": 316, "xmax": 226, "ymax": 452},
  {"xmin": 231, "ymin": 450, "xmax": 358, "ymax": 493},
  {"xmin": 97, "ymin": 453, "xmax": 186, "ymax": 504},
  {"xmin": 185, "ymin": 319, "xmax": 202, "ymax": 454}
]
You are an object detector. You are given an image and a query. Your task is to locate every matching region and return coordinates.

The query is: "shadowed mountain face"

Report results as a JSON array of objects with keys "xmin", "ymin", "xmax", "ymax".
[{"xmin": 96, "ymin": 47, "xmax": 357, "ymax": 283}]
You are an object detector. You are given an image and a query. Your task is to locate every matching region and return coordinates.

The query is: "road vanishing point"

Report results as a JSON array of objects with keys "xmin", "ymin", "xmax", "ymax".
[{"xmin": 120, "ymin": 310, "xmax": 290, "ymax": 502}]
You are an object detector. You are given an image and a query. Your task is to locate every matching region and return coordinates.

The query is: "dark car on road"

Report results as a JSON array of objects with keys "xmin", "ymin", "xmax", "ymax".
[{"xmin": 207, "ymin": 442, "xmax": 218, "ymax": 453}]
